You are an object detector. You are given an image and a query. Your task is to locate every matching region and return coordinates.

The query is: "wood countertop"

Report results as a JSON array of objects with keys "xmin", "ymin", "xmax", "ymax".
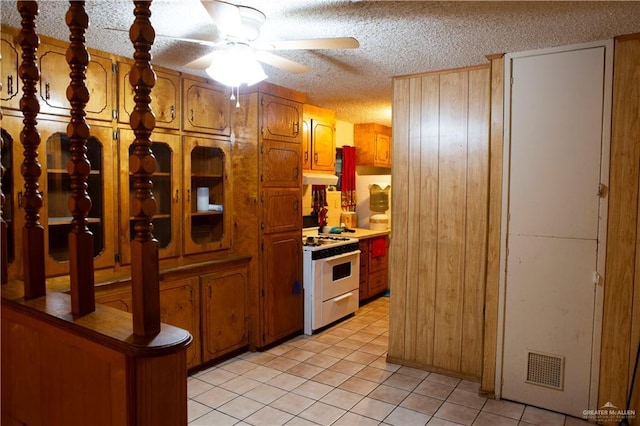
[{"xmin": 304, "ymin": 227, "xmax": 390, "ymax": 240}]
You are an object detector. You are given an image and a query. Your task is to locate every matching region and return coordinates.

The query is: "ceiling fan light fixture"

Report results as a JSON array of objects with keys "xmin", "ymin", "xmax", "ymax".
[{"xmin": 205, "ymin": 43, "xmax": 267, "ymax": 87}]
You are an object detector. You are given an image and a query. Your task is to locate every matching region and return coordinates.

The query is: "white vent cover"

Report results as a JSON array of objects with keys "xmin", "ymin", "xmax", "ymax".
[{"xmin": 526, "ymin": 351, "xmax": 564, "ymax": 390}]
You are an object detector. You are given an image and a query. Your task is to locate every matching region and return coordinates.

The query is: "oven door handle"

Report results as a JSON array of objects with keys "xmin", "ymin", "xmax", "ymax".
[
  {"xmin": 333, "ymin": 292, "xmax": 354, "ymax": 302},
  {"xmin": 322, "ymin": 250, "xmax": 361, "ymax": 263}
]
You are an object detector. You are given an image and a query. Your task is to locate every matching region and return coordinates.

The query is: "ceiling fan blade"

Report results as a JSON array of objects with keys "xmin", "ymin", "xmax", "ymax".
[
  {"xmin": 183, "ymin": 51, "xmax": 225, "ymax": 70},
  {"xmin": 105, "ymin": 27, "xmax": 221, "ymax": 47},
  {"xmin": 257, "ymin": 37, "xmax": 360, "ymax": 51},
  {"xmin": 201, "ymin": 0, "xmax": 243, "ymax": 39},
  {"xmin": 255, "ymin": 51, "xmax": 312, "ymax": 74}
]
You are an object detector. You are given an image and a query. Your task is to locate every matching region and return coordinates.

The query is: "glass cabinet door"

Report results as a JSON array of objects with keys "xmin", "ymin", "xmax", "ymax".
[
  {"xmin": 183, "ymin": 135, "xmax": 231, "ymax": 255},
  {"xmin": 118, "ymin": 128, "xmax": 181, "ymax": 264},
  {"xmin": 41, "ymin": 121, "xmax": 116, "ymax": 276},
  {"xmin": 1, "ymin": 128, "xmax": 15, "ymax": 269}
]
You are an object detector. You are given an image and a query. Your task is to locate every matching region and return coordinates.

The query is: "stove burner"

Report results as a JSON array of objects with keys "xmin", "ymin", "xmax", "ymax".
[{"xmin": 302, "ymin": 235, "xmax": 357, "ymax": 248}]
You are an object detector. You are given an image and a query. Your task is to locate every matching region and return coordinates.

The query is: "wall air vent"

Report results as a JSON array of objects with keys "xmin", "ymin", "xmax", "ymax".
[{"xmin": 526, "ymin": 351, "xmax": 564, "ymax": 390}]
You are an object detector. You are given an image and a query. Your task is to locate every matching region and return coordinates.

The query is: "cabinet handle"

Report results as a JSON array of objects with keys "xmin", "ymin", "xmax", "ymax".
[
  {"xmin": 209, "ymin": 285, "xmax": 212, "ymax": 298},
  {"xmin": 190, "ymin": 109, "xmax": 194, "ymax": 122},
  {"xmin": 292, "ymin": 121, "xmax": 299, "ymax": 135},
  {"xmin": 174, "ymin": 189, "xmax": 179, "ymax": 203},
  {"xmin": 293, "ymin": 166, "xmax": 299, "ymax": 180},
  {"xmin": 7, "ymin": 76, "xmax": 13, "ymax": 95},
  {"xmin": 186, "ymin": 189, "xmax": 190, "ymax": 203},
  {"xmin": 170, "ymin": 105, "xmax": 175, "ymax": 120},
  {"xmin": 314, "ymin": 152, "xmax": 318, "ymax": 163},
  {"xmin": 45, "ymin": 82, "xmax": 50, "ymax": 100},
  {"xmin": 293, "ymin": 199, "xmax": 298, "ymax": 211},
  {"xmin": 17, "ymin": 191, "xmax": 23, "ymax": 208},
  {"xmin": 304, "ymin": 151, "xmax": 308, "ymax": 161}
]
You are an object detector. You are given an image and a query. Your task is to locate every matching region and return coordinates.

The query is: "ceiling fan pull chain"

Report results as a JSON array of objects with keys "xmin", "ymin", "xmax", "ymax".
[
  {"xmin": 235, "ymin": 86, "xmax": 241, "ymax": 108},
  {"xmin": 230, "ymin": 86, "xmax": 236, "ymax": 101}
]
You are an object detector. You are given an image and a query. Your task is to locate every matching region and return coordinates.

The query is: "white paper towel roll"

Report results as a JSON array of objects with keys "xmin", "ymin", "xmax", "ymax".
[{"xmin": 196, "ymin": 187, "xmax": 209, "ymax": 212}]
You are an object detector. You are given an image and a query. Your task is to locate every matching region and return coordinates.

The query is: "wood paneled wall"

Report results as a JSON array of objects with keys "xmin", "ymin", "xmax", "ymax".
[
  {"xmin": 598, "ymin": 34, "xmax": 640, "ymax": 420},
  {"xmin": 389, "ymin": 64, "xmax": 491, "ymax": 381}
]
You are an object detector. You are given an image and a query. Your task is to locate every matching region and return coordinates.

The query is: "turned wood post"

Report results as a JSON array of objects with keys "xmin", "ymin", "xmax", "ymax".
[
  {"xmin": 65, "ymin": 0, "xmax": 95, "ymax": 315},
  {"xmin": 129, "ymin": 0, "xmax": 161, "ymax": 337},
  {"xmin": 18, "ymin": 0, "xmax": 46, "ymax": 298}
]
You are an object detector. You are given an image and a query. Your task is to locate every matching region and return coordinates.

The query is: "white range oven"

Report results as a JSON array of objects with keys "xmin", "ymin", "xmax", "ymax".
[{"xmin": 302, "ymin": 231, "xmax": 360, "ymax": 335}]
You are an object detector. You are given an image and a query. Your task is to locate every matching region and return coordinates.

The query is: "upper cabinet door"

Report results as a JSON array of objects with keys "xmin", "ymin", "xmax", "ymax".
[
  {"xmin": 40, "ymin": 121, "xmax": 116, "ymax": 277},
  {"xmin": 311, "ymin": 120, "xmax": 336, "ymax": 171},
  {"xmin": 374, "ymin": 133, "xmax": 392, "ymax": 167},
  {"xmin": 261, "ymin": 94, "xmax": 302, "ymax": 143},
  {"xmin": 302, "ymin": 105, "xmax": 336, "ymax": 172},
  {"xmin": 182, "ymin": 135, "xmax": 232, "ymax": 255},
  {"xmin": 118, "ymin": 61, "xmax": 181, "ymax": 130},
  {"xmin": 182, "ymin": 77, "xmax": 231, "ymax": 136},
  {"xmin": 38, "ymin": 42, "xmax": 114, "ymax": 121},
  {"xmin": 261, "ymin": 140, "xmax": 301, "ymax": 188},
  {"xmin": 354, "ymin": 123, "xmax": 392, "ymax": 168},
  {"xmin": 1, "ymin": 31, "xmax": 21, "ymax": 111},
  {"xmin": 118, "ymin": 128, "xmax": 182, "ymax": 264}
]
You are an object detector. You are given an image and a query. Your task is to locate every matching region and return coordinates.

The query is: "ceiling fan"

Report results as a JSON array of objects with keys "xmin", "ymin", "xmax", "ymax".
[{"xmin": 155, "ymin": 0, "xmax": 360, "ymax": 86}]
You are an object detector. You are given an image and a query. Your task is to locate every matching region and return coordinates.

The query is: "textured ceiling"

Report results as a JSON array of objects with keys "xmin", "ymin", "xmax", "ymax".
[{"xmin": 2, "ymin": 1, "xmax": 640, "ymax": 127}]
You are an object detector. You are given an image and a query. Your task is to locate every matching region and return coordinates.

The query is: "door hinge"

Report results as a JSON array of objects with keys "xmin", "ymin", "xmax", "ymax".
[
  {"xmin": 593, "ymin": 271, "xmax": 603, "ymax": 286},
  {"xmin": 260, "ymin": 193, "xmax": 264, "ymax": 203},
  {"xmin": 112, "ymin": 62, "xmax": 118, "ymax": 73},
  {"xmin": 260, "ymin": 144, "xmax": 264, "ymax": 154}
]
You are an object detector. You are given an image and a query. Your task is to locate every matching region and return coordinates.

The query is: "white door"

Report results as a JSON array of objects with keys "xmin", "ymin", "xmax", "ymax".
[{"xmin": 501, "ymin": 42, "xmax": 611, "ymax": 417}]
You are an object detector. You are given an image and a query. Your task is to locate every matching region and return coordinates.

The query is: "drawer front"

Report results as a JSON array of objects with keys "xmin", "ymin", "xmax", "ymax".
[
  {"xmin": 320, "ymin": 290, "xmax": 359, "ymax": 328},
  {"xmin": 368, "ymin": 269, "xmax": 388, "ymax": 295},
  {"xmin": 369, "ymin": 253, "xmax": 388, "ymax": 273}
]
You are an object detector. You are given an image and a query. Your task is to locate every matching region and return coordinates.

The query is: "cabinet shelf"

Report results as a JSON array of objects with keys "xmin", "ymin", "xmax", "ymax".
[
  {"xmin": 48, "ymin": 168, "xmax": 100, "ymax": 175},
  {"xmin": 191, "ymin": 173, "xmax": 223, "ymax": 179},
  {"xmin": 48, "ymin": 216, "xmax": 102, "ymax": 226},
  {"xmin": 128, "ymin": 213, "xmax": 171, "ymax": 220},
  {"xmin": 191, "ymin": 211, "xmax": 223, "ymax": 217}
]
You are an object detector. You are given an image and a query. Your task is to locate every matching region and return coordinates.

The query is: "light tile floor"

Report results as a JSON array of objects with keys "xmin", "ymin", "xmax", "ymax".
[{"xmin": 188, "ymin": 297, "xmax": 590, "ymax": 426}]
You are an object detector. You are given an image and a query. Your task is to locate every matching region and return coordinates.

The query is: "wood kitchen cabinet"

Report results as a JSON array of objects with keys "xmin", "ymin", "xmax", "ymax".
[
  {"xmin": 38, "ymin": 41, "xmax": 114, "ymax": 122},
  {"xmin": 262, "ymin": 231, "xmax": 303, "ymax": 343},
  {"xmin": 118, "ymin": 128, "xmax": 182, "ymax": 264},
  {"xmin": 302, "ymin": 104, "xmax": 336, "ymax": 172},
  {"xmin": 1, "ymin": 125, "xmax": 17, "ymax": 280},
  {"xmin": 354, "ymin": 123, "xmax": 392, "ymax": 168},
  {"xmin": 96, "ymin": 276, "xmax": 201, "ymax": 369},
  {"xmin": 359, "ymin": 235, "xmax": 390, "ymax": 301},
  {"xmin": 261, "ymin": 140, "xmax": 301, "ymax": 188},
  {"xmin": 95, "ymin": 259, "xmax": 250, "ymax": 370},
  {"xmin": 183, "ymin": 135, "xmax": 232, "ymax": 255},
  {"xmin": 118, "ymin": 60, "xmax": 181, "ymax": 130},
  {"xmin": 2, "ymin": 115, "xmax": 116, "ymax": 279},
  {"xmin": 231, "ymin": 83, "xmax": 306, "ymax": 348},
  {"xmin": 182, "ymin": 75, "xmax": 231, "ymax": 136},
  {"xmin": 1, "ymin": 31, "xmax": 21, "ymax": 111},
  {"xmin": 261, "ymin": 188, "xmax": 302, "ymax": 234},
  {"xmin": 262, "ymin": 94, "xmax": 303, "ymax": 143},
  {"xmin": 1, "ymin": 29, "xmax": 114, "ymax": 120},
  {"xmin": 201, "ymin": 267, "xmax": 249, "ymax": 363}
]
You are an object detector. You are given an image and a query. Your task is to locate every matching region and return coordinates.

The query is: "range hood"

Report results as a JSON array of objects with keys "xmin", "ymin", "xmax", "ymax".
[{"xmin": 302, "ymin": 172, "xmax": 338, "ymax": 186}]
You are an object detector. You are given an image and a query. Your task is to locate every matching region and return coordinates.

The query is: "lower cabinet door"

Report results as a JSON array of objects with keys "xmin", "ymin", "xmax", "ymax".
[
  {"xmin": 262, "ymin": 232, "xmax": 303, "ymax": 345},
  {"xmin": 159, "ymin": 277, "xmax": 201, "ymax": 369},
  {"xmin": 201, "ymin": 267, "xmax": 249, "ymax": 362},
  {"xmin": 96, "ymin": 277, "xmax": 201, "ymax": 369}
]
